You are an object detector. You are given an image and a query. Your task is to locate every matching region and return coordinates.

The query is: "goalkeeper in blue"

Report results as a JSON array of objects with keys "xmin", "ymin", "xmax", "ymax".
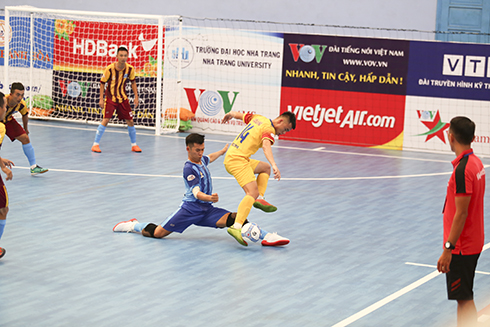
[{"xmin": 112, "ymin": 133, "xmax": 289, "ymax": 246}]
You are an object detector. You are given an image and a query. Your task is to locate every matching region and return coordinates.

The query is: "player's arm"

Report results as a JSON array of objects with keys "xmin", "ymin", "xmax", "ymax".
[
  {"xmin": 208, "ymin": 144, "xmax": 229, "ymax": 163},
  {"xmin": 131, "ymin": 79, "xmax": 139, "ymax": 108},
  {"xmin": 22, "ymin": 112, "xmax": 29, "ymax": 135},
  {"xmin": 262, "ymin": 139, "xmax": 280, "ymax": 180},
  {"xmin": 222, "ymin": 111, "xmax": 245, "ymax": 124},
  {"xmin": 192, "ymin": 186, "xmax": 219, "ymax": 203},
  {"xmin": 0, "ymin": 156, "xmax": 13, "ymax": 181},
  {"xmin": 99, "ymin": 82, "xmax": 106, "ymax": 109},
  {"xmin": 437, "ymin": 195, "xmax": 471, "ymax": 273}
]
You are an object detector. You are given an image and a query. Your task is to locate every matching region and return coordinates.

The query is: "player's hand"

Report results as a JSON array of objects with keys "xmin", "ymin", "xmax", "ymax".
[
  {"xmin": 209, "ymin": 193, "xmax": 219, "ymax": 203},
  {"xmin": 99, "ymin": 99, "xmax": 104, "ymax": 109},
  {"xmin": 2, "ymin": 167, "xmax": 12, "ymax": 181},
  {"xmin": 437, "ymin": 250, "xmax": 452, "ymax": 273},
  {"xmin": 134, "ymin": 96, "xmax": 139, "ymax": 108},
  {"xmin": 2, "ymin": 159, "xmax": 14, "ymax": 169},
  {"xmin": 221, "ymin": 144, "xmax": 229, "ymax": 155},
  {"xmin": 222, "ymin": 113, "xmax": 232, "ymax": 124},
  {"xmin": 272, "ymin": 164, "xmax": 281, "ymax": 181}
]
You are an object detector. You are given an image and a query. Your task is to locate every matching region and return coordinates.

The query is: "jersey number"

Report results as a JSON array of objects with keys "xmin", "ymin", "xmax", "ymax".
[{"xmin": 237, "ymin": 125, "xmax": 254, "ymax": 143}]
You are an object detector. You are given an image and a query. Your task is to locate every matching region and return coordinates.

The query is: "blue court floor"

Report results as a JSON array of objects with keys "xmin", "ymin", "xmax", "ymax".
[{"xmin": 0, "ymin": 120, "xmax": 489, "ymax": 327}]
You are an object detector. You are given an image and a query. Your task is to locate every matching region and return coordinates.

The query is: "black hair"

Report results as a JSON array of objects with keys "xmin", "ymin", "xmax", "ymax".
[
  {"xmin": 186, "ymin": 133, "xmax": 205, "ymax": 147},
  {"xmin": 10, "ymin": 82, "xmax": 24, "ymax": 94},
  {"xmin": 0, "ymin": 92, "xmax": 5, "ymax": 107},
  {"xmin": 449, "ymin": 116, "xmax": 475, "ymax": 145},
  {"xmin": 117, "ymin": 46, "xmax": 128, "ymax": 54},
  {"xmin": 280, "ymin": 111, "xmax": 297, "ymax": 130}
]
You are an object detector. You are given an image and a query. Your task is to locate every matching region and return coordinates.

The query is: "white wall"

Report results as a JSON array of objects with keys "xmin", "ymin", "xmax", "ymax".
[{"xmin": 3, "ymin": 0, "xmax": 438, "ymax": 30}]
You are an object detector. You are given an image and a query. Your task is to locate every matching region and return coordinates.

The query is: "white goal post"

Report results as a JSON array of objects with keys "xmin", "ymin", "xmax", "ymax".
[{"xmin": 2, "ymin": 6, "xmax": 182, "ymax": 134}]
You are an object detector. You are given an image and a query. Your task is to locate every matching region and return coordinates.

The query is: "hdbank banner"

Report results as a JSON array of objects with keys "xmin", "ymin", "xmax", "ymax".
[
  {"xmin": 53, "ymin": 20, "xmax": 160, "ymax": 75},
  {"xmin": 406, "ymin": 41, "xmax": 490, "ymax": 101},
  {"xmin": 280, "ymin": 33, "xmax": 409, "ymax": 148},
  {"xmin": 164, "ymin": 27, "xmax": 283, "ymax": 134}
]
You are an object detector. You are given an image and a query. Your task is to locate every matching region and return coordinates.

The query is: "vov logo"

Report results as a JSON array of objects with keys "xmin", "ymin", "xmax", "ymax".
[
  {"xmin": 184, "ymin": 88, "xmax": 239, "ymax": 116},
  {"xmin": 289, "ymin": 44, "xmax": 327, "ymax": 63},
  {"xmin": 416, "ymin": 110, "xmax": 450, "ymax": 143},
  {"xmin": 58, "ymin": 80, "xmax": 91, "ymax": 98}
]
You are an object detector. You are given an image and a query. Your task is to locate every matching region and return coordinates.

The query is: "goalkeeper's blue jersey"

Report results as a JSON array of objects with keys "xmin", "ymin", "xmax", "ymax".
[{"xmin": 182, "ymin": 155, "xmax": 213, "ymax": 204}]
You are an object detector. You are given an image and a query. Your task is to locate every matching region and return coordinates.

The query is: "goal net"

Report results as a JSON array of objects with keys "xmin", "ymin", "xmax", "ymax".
[{"xmin": 1, "ymin": 6, "xmax": 181, "ymax": 134}]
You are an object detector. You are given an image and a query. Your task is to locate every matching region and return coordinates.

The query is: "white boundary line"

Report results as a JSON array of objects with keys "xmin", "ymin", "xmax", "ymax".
[
  {"xmin": 332, "ymin": 242, "xmax": 490, "ymax": 327},
  {"xmin": 14, "ymin": 165, "xmax": 481, "ymax": 181},
  {"xmin": 405, "ymin": 262, "xmax": 490, "ymax": 275}
]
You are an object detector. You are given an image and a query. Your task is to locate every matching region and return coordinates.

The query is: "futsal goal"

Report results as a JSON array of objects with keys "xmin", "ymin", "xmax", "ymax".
[{"xmin": 2, "ymin": 6, "xmax": 182, "ymax": 134}]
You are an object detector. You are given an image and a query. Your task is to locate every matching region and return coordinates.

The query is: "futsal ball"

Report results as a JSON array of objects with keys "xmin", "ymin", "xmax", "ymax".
[{"xmin": 241, "ymin": 222, "xmax": 261, "ymax": 244}]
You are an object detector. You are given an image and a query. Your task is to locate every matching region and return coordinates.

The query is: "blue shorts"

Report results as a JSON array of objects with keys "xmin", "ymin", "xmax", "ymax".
[{"xmin": 161, "ymin": 201, "xmax": 230, "ymax": 233}]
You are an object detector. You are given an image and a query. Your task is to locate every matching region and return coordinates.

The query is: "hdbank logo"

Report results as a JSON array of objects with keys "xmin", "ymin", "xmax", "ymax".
[
  {"xmin": 442, "ymin": 54, "xmax": 490, "ymax": 78},
  {"xmin": 288, "ymin": 44, "xmax": 327, "ymax": 63},
  {"xmin": 184, "ymin": 88, "xmax": 239, "ymax": 116}
]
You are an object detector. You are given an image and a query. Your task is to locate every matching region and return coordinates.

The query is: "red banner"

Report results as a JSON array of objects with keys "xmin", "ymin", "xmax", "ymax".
[
  {"xmin": 53, "ymin": 19, "xmax": 160, "ymax": 76},
  {"xmin": 280, "ymin": 87, "xmax": 405, "ymax": 149}
]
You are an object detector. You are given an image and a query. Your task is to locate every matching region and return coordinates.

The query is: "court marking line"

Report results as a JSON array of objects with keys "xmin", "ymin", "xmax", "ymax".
[
  {"xmin": 13, "ymin": 166, "xmax": 484, "ymax": 181},
  {"xmin": 331, "ymin": 242, "xmax": 490, "ymax": 327},
  {"xmin": 29, "ymin": 121, "xmax": 458, "ymax": 164},
  {"xmin": 405, "ymin": 262, "xmax": 490, "ymax": 275}
]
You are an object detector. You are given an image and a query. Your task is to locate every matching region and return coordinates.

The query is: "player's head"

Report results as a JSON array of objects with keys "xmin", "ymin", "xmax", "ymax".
[
  {"xmin": 116, "ymin": 47, "xmax": 129, "ymax": 63},
  {"xmin": 449, "ymin": 116, "xmax": 475, "ymax": 147},
  {"xmin": 273, "ymin": 111, "xmax": 297, "ymax": 136},
  {"xmin": 186, "ymin": 133, "xmax": 205, "ymax": 163},
  {"xmin": 9, "ymin": 82, "xmax": 25, "ymax": 105},
  {"xmin": 0, "ymin": 92, "xmax": 7, "ymax": 120}
]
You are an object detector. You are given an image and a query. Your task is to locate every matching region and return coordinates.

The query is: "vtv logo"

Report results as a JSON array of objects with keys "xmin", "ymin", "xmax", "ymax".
[
  {"xmin": 184, "ymin": 88, "xmax": 239, "ymax": 115},
  {"xmin": 443, "ymin": 54, "xmax": 490, "ymax": 78},
  {"xmin": 289, "ymin": 44, "xmax": 327, "ymax": 63}
]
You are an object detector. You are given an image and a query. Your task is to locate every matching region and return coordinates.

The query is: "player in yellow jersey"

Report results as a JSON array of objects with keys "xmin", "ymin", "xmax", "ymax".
[
  {"xmin": 0, "ymin": 92, "xmax": 15, "ymax": 259},
  {"xmin": 91, "ymin": 47, "xmax": 141, "ymax": 153},
  {"xmin": 5, "ymin": 83, "xmax": 48, "ymax": 176},
  {"xmin": 221, "ymin": 111, "xmax": 296, "ymax": 246}
]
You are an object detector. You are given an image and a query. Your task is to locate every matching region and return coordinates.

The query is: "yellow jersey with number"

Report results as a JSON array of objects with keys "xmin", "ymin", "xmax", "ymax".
[{"xmin": 226, "ymin": 113, "xmax": 276, "ymax": 159}]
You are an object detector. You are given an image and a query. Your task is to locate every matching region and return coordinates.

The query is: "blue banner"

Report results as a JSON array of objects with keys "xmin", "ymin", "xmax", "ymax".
[
  {"xmin": 0, "ymin": 16, "xmax": 54, "ymax": 69},
  {"xmin": 406, "ymin": 41, "xmax": 490, "ymax": 101}
]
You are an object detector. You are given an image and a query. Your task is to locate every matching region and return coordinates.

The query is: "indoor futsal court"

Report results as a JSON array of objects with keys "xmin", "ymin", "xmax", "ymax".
[{"xmin": 0, "ymin": 120, "xmax": 489, "ymax": 327}]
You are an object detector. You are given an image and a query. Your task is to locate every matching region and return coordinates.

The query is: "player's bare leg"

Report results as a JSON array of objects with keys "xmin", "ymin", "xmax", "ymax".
[{"xmin": 253, "ymin": 161, "xmax": 277, "ymax": 212}]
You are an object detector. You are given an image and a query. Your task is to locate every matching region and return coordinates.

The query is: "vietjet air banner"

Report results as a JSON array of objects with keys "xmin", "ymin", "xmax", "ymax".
[
  {"xmin": 53, "ymin": 20, "xmax": 160, "ymax": 75},
  {"xmin": 280, "ymin": 33, "xmax": 409, "ymax": 149},
  {"xmin": 163, "ymin": 27, "xmax": 283, "ymax": 134}
]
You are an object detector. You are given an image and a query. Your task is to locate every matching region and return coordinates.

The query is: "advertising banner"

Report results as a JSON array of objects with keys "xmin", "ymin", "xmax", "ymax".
[
  {"xmin": 0, "ymin": 17, "xmax": 54, "ymax": 69},
  {"xmin": 280, "ymin": 33, "xmax": 409, "ymax": 148},
  {"xmin": 281, "ymin": 87, "xmax": 405, "ymax": 149},
  {"xmin": 282, "ymin": 33, "xmax": 410, "ymax": 95},
  {"xmin": 164, "ymin": 27, "xmax": 284, "ymax": 134},
  {"xmin": 406, "ymin": 41, "xmax": 490, "ymax": 101},
  {"xmin": 403, "ymin": 96, "xmax": 490, "ymax": 155},
  {"xmin": 52, "ymin": 70, "xmax": 157, "ymax": 126},
  {"xmin": 53, "ymin": 20, "xmax": 160, "ymax": 75}
]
